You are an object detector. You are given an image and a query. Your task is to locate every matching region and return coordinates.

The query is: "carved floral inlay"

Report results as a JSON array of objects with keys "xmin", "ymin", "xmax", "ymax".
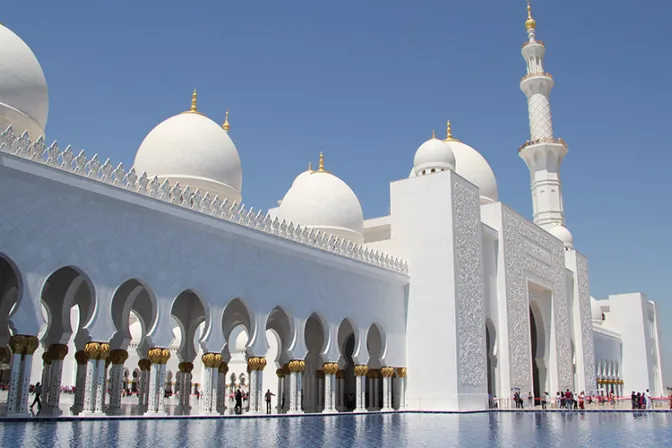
[{"xmin": 453, "ymin": 179, "xmax": 486, "ymax": 387}]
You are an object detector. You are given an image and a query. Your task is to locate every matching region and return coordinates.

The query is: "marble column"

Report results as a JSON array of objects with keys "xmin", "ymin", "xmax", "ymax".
[
  {"xmin": 40, "ymin": 352, "xmax": 52, "ymax": 406},
  {"xmin": 396, "ymin": 368, "xmax": 407, "ymax": 409},
  {"xmin": 71, "ymin": 351, "xmax": 89, "ymax": 414},
  {"xmin": 367, "ymin": 371, "xmax": 374, "ymax": 410},
  {"xmin": 247, "ymin": 357, "xmax": 266, "ymax": 414},
  {"xmin": 354, "ymin": 365, "xmax": 368, "ymax": 412},
  {"xmin": 283, "ymin": 364, "xmax": 291, "ymax": 412},
  {"xmin": 138, "ymin": 359, "xmax": 151, "ymax": 406},
  {"xmin": 93, "ymin": 344, "xmax": 111, "ymax": 414},
  {"xmin": 43, "ymin": 344, "xmax": 68, "ymax": 416},
  {"xmin": 177, "ymin": 361, "xmax": 194, "ymax": 414},
  {"xmin": 336, "ymin": 370, "xmax": 345, "ymax": 411},
  {"xmin": 287, "ymin": 359, "xmax": 305, "ymax": 414},
  {"xmin": 381, "ymin": 366, "xmax": 394, "ymax": 411},
  {"xmin": 81, "ymin": 342, "xmax": 105, "ymax": 415},
  {"xmin": 106, "ymin": 349, "xmax": 128, "ymax": 415},
  {"xmin": 199, "ymin": 352, "xmax": 221, "ymax": 415},
  {"xmin": 322, "ymin": 362, "xmax": 338, "ymax": 413},
  {"xmin": 5, "ymin": 335, "xmax": 39, "ymax": 416},
  {"xmin": 217, "ymin": 362, "xmax": 229, "ymax": 413},
  {"xmin": 276, "ymin": 369, "xmax": 285, "ymax": 414},
  {"xmin": 145, "ymin": 348, "xmax": 170, "ymax": 415}
]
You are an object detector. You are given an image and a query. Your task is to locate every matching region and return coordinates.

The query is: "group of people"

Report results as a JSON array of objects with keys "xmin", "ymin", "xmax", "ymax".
[{"xmin": 631, "ymin": 390, "xmax": 653, "ymax": 409}]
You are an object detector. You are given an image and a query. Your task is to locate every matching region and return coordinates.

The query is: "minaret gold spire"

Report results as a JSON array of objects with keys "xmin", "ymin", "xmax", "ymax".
[
  {"xmin": 222, "ymin": 109, "xmax": 230, "ymax": 131},
  {"xmin": 525, "ymin": 1, "xmax": 537, "ymax": 30},
  {"xmin": 190, "ymin": 89, "xmax": 198, "ymax": 112}
]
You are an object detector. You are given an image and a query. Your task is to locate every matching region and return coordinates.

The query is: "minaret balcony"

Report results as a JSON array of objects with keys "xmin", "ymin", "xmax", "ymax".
[
  {"xmin": 520, "ymin": 72, "xmax": 553, "ymax": 83},
  {"xmin": 522, "ymin": 40, "xmax": 544, "ymax": 49},
  {"xmin": 518, "ymin": 137, "xmax": 567, "ymax": 153}
]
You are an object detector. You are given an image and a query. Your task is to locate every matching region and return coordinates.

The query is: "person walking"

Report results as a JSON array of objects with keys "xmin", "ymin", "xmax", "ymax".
[
  {"xmin": 30, "ymin": 382, "xmax": 43, "ymax": 411},
  {"xmin": 265, "ymin": 389, "xmax": 275, "ymax": 414}
]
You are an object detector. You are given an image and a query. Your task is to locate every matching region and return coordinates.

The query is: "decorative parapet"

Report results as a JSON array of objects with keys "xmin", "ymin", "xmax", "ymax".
[
  {"xmin": 517, "ymin": 137, "xmax": 567, "ymax": 153},
  {"xmin": 520, "ymin": 71, "xmax": 553, "ymax": 83},
  {"xmin": 522, "ymin": 40, "xmax": 544, "ymax": 49},
  {"xmin": 0, "ymin": 126, "xmax": 408, "ymax": 274}
]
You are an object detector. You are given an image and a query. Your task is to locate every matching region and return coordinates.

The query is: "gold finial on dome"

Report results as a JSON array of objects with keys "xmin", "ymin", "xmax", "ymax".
[
  {"xmin": 190, "ymin": 89, "xmax": 198, "ymax": 112},
  {"xmin": 432, "ymin": 129, "xmax": 436, "ymax": 139},
  {"xmin": 317, "ymin": 152, "xmax": 325, "ymax": 172},
  {"xmin": 443, "ymin": 120, "xmax": 462, "ymax": 142},
  {"xmin": 525, "ymin": 1, "xmax": 537, "ymax": 30},
  {"xmin": 222, "ymin": 109, "xmax": 230, "ymax": 131},
  {"xmin": 308, "ymin": 161, "xmax": 313, "ymax": 172}
]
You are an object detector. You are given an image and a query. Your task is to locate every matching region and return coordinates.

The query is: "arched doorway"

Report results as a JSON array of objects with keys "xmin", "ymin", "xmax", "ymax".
[
  {"xmin": 529, "ymin": 305, "xmax": 547, "ymax": 405},
  {"xmin": 337, "ymin": 318, "xmax": 357, "ymax": 411}
]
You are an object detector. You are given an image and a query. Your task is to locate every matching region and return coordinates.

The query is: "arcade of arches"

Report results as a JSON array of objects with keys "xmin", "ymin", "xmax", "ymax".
[{"xmin": 0, "ymin": 256, "xmax": 408, "ymax": 416}]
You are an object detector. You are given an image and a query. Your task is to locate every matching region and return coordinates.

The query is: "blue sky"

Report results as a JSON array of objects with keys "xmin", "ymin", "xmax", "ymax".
[{"xmin": 4, "ymin": 0, "xmax": 671, "ymax": 385}]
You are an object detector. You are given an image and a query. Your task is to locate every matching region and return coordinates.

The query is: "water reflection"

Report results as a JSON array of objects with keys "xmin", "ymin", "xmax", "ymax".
[{"xmin": 0, "ymin": 412, "xmax": 671, "ymax": 447}]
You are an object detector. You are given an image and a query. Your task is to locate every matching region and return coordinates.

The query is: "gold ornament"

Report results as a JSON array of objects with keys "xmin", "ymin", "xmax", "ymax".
[
  {"xmin": 148, "ymin": 347, "xmax": 166, "ymax": 365},
  {"xmin": 110, "ymin": 349, "xmax": 128, "ymax": 365},
  {"xmin": 161, "ymin": 349, "xmax": 172, "ymax": 364},
  {"xmin": 178, "ymin": 361, "xmax": 194, "ymax": 373},
  {"xmin": 218, "ymin": 362, "xmax": 229, "ymax": 374},
  {"xmin": 138, "ymin": 359, "xmax": 151, "ymax": 371},
  {"xmin": 525, "ymin": 1, "xmax": 536, "ymax": 30},
  {"xmin": 396, "ymin": 367, "xmax": 407, "ymax": 378},
  {"xmin": 202, "ymin": 352, "xmax": 219, "ymax": 368},
  {"xmin": 84, "ymin": 342, "xmax": 101, "ymax": 360},
  {"xmin": 276, "ymin": 368, "xmax": 285, "ymax": 378},
  {"xmin": 336, "ymin": 370, "xmax": 346, "ymax": 380},
  {"xmin": 316, "ymin": 370, "xmax": 325, "ymax": 380},
  {"xmin": 42, "ymin": 351, "xmax": 52, "ymax": 365},
  {"xmin": 8, "ymin": 335, "xmax": 27, "ymax": 354},
  {"xmin": 24, "ymin": 336, "xmax": 39, "ymax": 355},
  {"xmin": 222, "ymin": 109, "xmax": 230, "ymax": 132},
  {"xmin": 354, "ymin": 365, "xmax": 368, "ymax": 377},
  {"xmin": 98, "ymin": 343, "xmax": 111, "ymax": 361},
  {"xmin": 323, "ymin": 362, "xmax": 339, "ymax": 375},
  {"xmin": 381, "ymin": 366, "xmax": 395, "ymax": 378},
  {"xmin": 48, "ymin": 344, "xmax": 69, "ymax": 360},
  {"xmin": 288, "ymin": 359, "xmax": 306, "ymax": 373},
  {"xmin": 74, "ymin": 350, "xmax": 89, "ymax": 365},
  {"xmin": 282, "ymin": 363, "xmax": 291, "ymax": 375}
]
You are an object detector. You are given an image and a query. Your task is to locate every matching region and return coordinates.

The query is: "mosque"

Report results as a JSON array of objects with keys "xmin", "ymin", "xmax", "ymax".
[{"xmin": 0, "ymin": 4, "xmax": 665, "ymax": 417}]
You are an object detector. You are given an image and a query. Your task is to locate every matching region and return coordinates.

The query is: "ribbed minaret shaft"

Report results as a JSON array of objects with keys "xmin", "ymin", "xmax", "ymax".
[{"xmin": 517, "ymin": 2, "xmax": 571, "ymax": 247}]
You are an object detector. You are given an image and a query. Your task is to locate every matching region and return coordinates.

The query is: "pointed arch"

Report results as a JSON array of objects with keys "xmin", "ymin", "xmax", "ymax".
[{"xmin": 109, "ymin": 278, "xmax": 158, "ymax": 351}]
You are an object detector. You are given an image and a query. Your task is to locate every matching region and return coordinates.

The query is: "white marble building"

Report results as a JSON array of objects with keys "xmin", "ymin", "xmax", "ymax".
[{"xmin": 0, "ymin": 4, "xmax": 664, "ymax": 417}]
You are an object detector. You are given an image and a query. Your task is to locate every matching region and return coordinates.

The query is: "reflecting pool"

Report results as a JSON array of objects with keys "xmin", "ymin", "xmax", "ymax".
[{"xmin": 1, "ymin": 412, "xmax": 671, "ymax": 448}]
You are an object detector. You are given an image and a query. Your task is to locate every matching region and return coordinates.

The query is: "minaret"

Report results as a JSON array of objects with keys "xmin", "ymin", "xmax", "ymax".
[{"xmin": 518, "ymin": 1, "xmax": 573, "ymax": 249}]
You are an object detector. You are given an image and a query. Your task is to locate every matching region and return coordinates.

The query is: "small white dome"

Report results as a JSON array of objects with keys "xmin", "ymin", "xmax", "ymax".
[
  {"xmin": 548, "ymin": 224, "xmax": 574, "ymax": 250},
  {"xmin": 447, "ymin": 140, "xmax": 498, "ymax": 205},
  {"xmin": 413, "ymin": 137, "xmax": 455, "ymax": 176},
  {"xmin": 0, "ymin": 24, "xmax": 49, "ymax": 139},
  {"xmin": 277, "ymin": 154, "xmax": 364, "ymax": 243},
  {"xmin": 133, "ymin": 98, "xmax": 242, "ymax": 204},
  {"xmin": 590, "ymin": 297, "xmax": 602, "ymax": 322}
]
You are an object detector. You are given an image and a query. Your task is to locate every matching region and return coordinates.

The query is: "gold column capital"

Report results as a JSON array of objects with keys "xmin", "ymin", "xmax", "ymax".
[
  {"xmin": 381, "ymin": 366, "xmax": 395, "ymax": 378},
  {"xmin": 98, "ymin": 343, "xmax": 111, "ymax": 361},
  {"xmin": 276, "ymin": 368, "xmax": 285, "ymax": 378},
  {"xmin": 110, "ymin": 349, "xmax": 128, "ymax": 365},
  {"xmin": 179, "ymin": 361, "xmax": 194, "ymax": 373},
  {"xmin": 396, "ymin": 367, "xmax": 407, "ymax": 378},
  {"xmin": 201, "ymin": 352, "xmax": 222, "ymax": 369},
  {"xmin": 336, "ymin": 370, "xmax": 346, "ymax": 379},
  {"xmin": 288, "ymin": 359, "xmax": 306, "ymax": 373},
  {"xmin": 42, "ymin": 351, "xmax": 52, "ymax": 365},
  {"xmin": 323, "ymin": 362, "xmax": 339, "ymax": 375},
  {"xmin": 138, "ymin": 358, "xmax": 151, "ymax": 371},
  {"xmin": 24, "ymin": 336, "xmax": 39, "ymax": 355},
  {"xmin": 148, "ymin": 348, "xmax": 170, "ymax": 365},
  {"xmin": 8, "ymin": 335, "xmax": 27, "ymax": 354},
  {"xmin": 247, "ymin": 356, "xmax": 267, "ymax": 371},
  {"xmin": 84, "ymin": 342, "xmax": 101, "ymax": 360},
  {"xmin": 74, "ymin": 350, "xmax": 89, "ymax": 365},
  {"xmin": 354, "ymin": 365, "xmax": 368, "ymax": 377},
  {"xmin": 48, "ymin": 344, "xmax": 69, "ymax": 361},
  {"xmin": 218, "ymin": 362, "xmax": 229, "ymax": 374}
]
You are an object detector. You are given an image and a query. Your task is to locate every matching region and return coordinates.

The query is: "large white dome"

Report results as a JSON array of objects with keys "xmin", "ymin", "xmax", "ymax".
[
  {"xmin": 277, "ymin": 154, "xmax": 364, "ymax": 243},
  {"xmin": 0, "ymin": 24, "xmax": 49, "ymax": 139},
  {"xmin": 446, "ymin": 139, "xmax": 498, "ymax": 205},
  {"xmin": 413, "ymin": 134, "xmax": 455, "ymax": 175},
  {"xmin": 133, "ymin": 95, "xmax": 242, "ymax": 204}
]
